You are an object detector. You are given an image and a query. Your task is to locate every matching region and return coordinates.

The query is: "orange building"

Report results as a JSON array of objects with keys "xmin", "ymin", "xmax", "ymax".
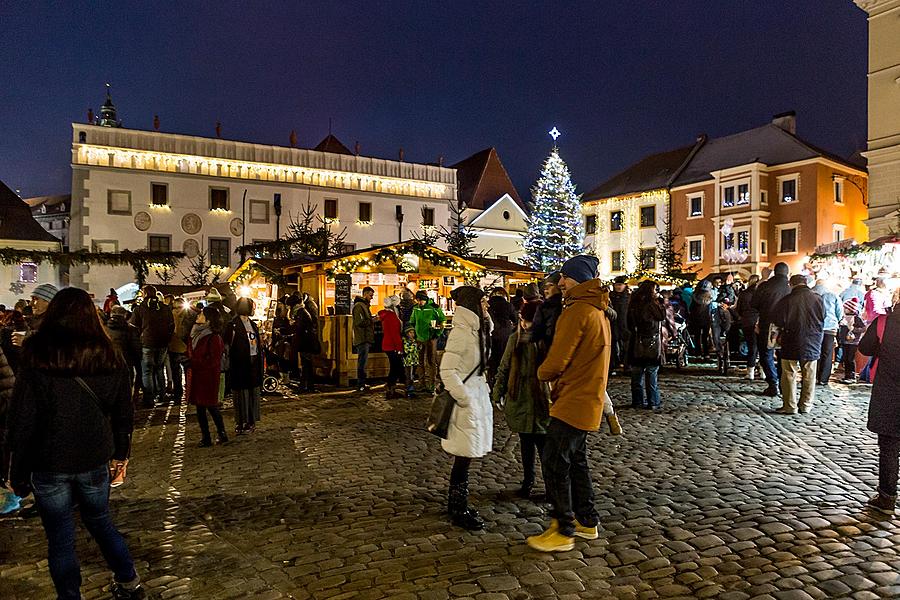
[
  {"xmin": 583, "ymin": 113, "xmax": 869, "ymax": 279},
  {"xmin": 670, "ymin": 113, "xmax": 868, "ymax": 277}
]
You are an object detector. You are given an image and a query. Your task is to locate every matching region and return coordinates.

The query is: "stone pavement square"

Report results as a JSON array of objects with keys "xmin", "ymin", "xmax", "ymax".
[{"xmin": 2, "ymin": 370, "xmax": 899, "ymax": 599}]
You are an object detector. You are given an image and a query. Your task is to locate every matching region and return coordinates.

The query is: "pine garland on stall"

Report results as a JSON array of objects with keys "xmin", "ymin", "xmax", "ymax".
[{"xmin": 523, "ymin": 147, "xmax": 584, "ymax": 272}]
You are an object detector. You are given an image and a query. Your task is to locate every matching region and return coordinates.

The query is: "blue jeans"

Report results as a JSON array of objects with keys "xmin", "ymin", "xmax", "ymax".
[
  {"xmin": 630, "ymin": 365, "xmax": 660, "ymax": 408},
  {"xmin": 757, "ymin": 331, "xmax": 779, "ymax": 388},
  {"xmin": 141, "ymin": 347, "xmax": 167, "ymax": 400},
  {"xmin": 354, "ymin": 342, "xmax": 371, "ymax": 387},
  {"xmin": 32, "ymin": 466, "xmax": 138, "ymax": 599},
  {"xmin": 542, "ymin": 418, "xmax": 599, "ymax": 537}
]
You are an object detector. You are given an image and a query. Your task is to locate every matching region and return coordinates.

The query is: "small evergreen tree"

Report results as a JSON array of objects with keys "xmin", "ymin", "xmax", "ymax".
[
  {"xmin": 657, "ymin": 212, "xmax": 692, "ymax": 275},
  {"xmin": 440, "ymin": 201, "xmax": 478, "ymax": 257},
  {"xmin": 181, "ymin": 250, "xmax": 215, "ymax": 286},
  {"xmin": 286, "ymin": 202, "xmax": 349, "ymax": 258},
  {"xmin": 523, "ymin": 146, "xmax": 584, "ymax": 272},
  {"xmin": 153, "ymin": 263, "xmax": 178, "ymax": 285},
  {"xmin": 413, "ymin": 206, "xmax": 440, "ymax": 246}
]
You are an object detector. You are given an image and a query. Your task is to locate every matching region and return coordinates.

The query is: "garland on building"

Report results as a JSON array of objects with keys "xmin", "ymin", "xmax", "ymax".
[
  {"xmin": 0, "ymin": 248, "xmax": 185, "ymax": 288},
  {"xmin": 523, "ymin": 146, "xmax": 584, "ymax": 272},
  {"xmin": 326, "ymin": 241, "xmax": 483, "ymax": 279}
]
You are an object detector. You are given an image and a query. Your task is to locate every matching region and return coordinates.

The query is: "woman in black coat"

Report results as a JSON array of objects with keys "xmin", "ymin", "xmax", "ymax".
[
  {"xmin": 223, "ymin": 298, "xmax": 265, "ymax": 434},
  {"xmin": 859, "ymin": 306, "xmax": 900, "ymax": 515},
  {"xmin": 486, "ymin": 288, "xmax": 517, "ymax": 386},
  {"xmin": 627, "ymin": 281, "xmax": 666, "ymax": 410},
  {"xmin": 291, "ymin": 300, "xmax": 321, "ymax": 392}
]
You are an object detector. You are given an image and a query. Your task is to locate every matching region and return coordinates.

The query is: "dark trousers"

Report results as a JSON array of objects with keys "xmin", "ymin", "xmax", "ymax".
[
  {"xmin": 354, "ymin": 342, "xmax": 371, "ymax": 387},
  {"xmin": 32, "ymin": 466, "xmax": 138, "ymax": 599},
  {"xmin": 878, "ymin": 434, "xmax": 900, "ymax": 497},
  {"xmin": 542, "ymin": 418, "xmax": 599, "ymax": 537},
  {"xmin": 757, "ymin": 331, "xmax": 779, "ymax": 388},
  {"xmin": 300, "ymin": 355, "xmax": 315, "ymax": 390},
  {"xmin": 817, "ymin": 332, "xmax": 836, "ymax": 384},
  {"xmin": 450, "ymin": 456, "xmax": 471, "ymax": 486},
  {"xmin": 519, "ymin": 433, "xmax": 546, "ymax": 487},
  {"xmin": 841, "ymin": 344, "xmax": 858, "ymax": 380},
  {"xmin": 611, "ymin": 329, "xmax": 628, "ymax": 369},
  {"xmin": 386, "ymin": 350, "xmax": 404, "ymax": 386},
  {"xmin": 197, "ymin": 405, "xmax": 226, "ymax": 442},
  {"xmin": 742, "ymin": 326, "xmax": 758, "ymax": 369},
  {"xmin": 168, "ymin": 352, "xmax": 185, "ymax": 397}
]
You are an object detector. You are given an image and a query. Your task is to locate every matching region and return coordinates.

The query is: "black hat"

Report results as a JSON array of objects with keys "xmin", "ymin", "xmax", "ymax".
[{"xmin": 613, "ymin": 275, "xmax": 628, "ymax": 285}]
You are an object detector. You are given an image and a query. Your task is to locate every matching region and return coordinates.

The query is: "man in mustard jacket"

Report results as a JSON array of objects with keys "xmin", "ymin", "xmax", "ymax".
[{"xmin": 528, "ymin": 255, "xmax": 612, "ymax": 552}]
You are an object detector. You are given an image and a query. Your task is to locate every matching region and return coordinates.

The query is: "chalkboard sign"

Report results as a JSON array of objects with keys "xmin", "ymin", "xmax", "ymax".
[{"xmin": 334, "ymin": 274, "xmax": 352, "ymax": 315}]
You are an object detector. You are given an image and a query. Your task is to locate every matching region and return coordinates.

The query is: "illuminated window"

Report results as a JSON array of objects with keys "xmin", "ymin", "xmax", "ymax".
[
  {"xmin": 639, "ymin": 248, "xmax": 656, "ymax": 270},
  {"xmin": 585, "ymin": 215, "xmax": 597, "ymax": 234},
  {"xmin": 723, "ymin": 232, "xmax": 735, "ymax": 250},
  {"xmin": 737, "ymin": 230, "xmax": 750, "ymax": 253},
  {"xmin": 610, "ymin": 210, "xmax": 623, "ymax": 231},
  {"xmin": 611, "ymin": 250, "xmax": 623, "ymax": 272},
  {"xmin": 324, "ymin": 198, "xmax": 338, "ymax": 220},
  {"xmin": 737, "ymin": 183, "xmax": 750, "ymax": 205},
  {"xmin": 210, "ymin": 188, "xmax": 229, "ymax": 211},
  {"xmin": 688, "ymin": 239, "xmax": 703, "ymax": 263},
  {"xmin": 151, "ymin": 183, "xmax": 168, "ymax": 206},
  {"xmin": 722, "ymin": 186, "xmax": 735, "ymax": 208},
  {"xmin": 689, "ymin": 195, "xmax": 703, "ymax": 217},
  {"xmin": 358, "ymin": 202, "xmax": 372, "ymax": 223},
  {"xmin": 640, "ymin": 206, "xmax": 656, "ymax": 228},
  {"xmin": 780, "ymin": 177, "xmax": 798, "ymax": 203},
  {"xmin": 19, "ymin": 263, "xmax": 38, "ymax": 283}
]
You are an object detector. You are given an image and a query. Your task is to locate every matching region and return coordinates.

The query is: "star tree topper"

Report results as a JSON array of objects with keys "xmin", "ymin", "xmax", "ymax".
[{"xmin": 548, "ymin": 126, "xmax": 561, "ymax": 141}]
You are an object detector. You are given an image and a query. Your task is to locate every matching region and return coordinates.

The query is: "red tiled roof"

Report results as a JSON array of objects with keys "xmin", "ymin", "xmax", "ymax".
[{"xmin": 451, "ymin": 148, "xmax": 524, "ymax": 211}]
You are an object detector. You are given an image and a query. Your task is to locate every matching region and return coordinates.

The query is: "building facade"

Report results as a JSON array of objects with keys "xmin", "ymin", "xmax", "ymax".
[
  {"xmin": 583, "ymin": 114, "xmax": 868, "ymax": 278},
  {"xmin": 69, "ymin": 100, "xmax": 457, "ymax": 293},
  {"xmin": 0, "ymin": 181, "xmax": 61, "ymax": 306},
  {"xmin": 26, "ymin": 194, "xmax": 71, "ymax": 250},
  {"xmin": 452, "ymin": 147, "xmax": 527, "ymax": 261},
  {"xmin": 854, "ymin": 0, "xmax": 900, "ymax": 238}
]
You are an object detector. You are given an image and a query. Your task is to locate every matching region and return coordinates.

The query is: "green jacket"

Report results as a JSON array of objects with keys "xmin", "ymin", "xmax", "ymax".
[
  {"xmin": 352, "ymin": 296, "xmax": 375, "ymax": 346},
  {"xmin": 410, "ymin": 301, "xmax": 445, "ymax": 341},
  {"xmin": 491, "ymin": 329, "xmax": 551, "ymax": 434}
]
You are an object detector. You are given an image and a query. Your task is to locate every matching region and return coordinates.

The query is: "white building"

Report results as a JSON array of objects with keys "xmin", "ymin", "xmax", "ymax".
[
  {"xmin": 69, "ymin": 94, "xmax": 457, "ymax": 294},
  {"xmin": 452, "ymin": 147, "xmax": 528, "ymax": 262},
  {"xmin": 0, "ymin": 181, "xmax": 61, "ymax": 306},
  {"xmin": 854, "ymin": 0, "xmax": 900, "ymax": 238}
]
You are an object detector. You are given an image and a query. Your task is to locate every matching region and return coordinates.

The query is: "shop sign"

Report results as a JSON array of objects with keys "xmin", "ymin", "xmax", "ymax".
[
  {"xmin": 814, "ymin": 239, "xmax": 855, "ymax": 255},
  {"xmin": 384, "ymin": 273, "xmax": 400, "ymax": 286},
  {"xmin": 334, "ymin": 274, "xmax": 352, "ymax": 315}
]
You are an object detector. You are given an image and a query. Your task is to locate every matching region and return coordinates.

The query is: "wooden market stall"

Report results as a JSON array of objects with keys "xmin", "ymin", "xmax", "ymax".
[{"xmin": 240, "ymin": 241, "xmax": 538, "ymax": 386}]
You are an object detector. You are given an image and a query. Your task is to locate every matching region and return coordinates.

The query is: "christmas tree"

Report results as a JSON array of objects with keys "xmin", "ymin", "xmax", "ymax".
[{"xmin": 523, "ymin": 131, "xmax": 584, "ymax": 272}]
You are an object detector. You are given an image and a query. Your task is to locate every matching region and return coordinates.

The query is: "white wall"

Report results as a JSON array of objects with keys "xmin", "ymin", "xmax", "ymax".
[
  {"xmin": 467, "ymin": 194, "xmax": 528, "ymax": 260},
  {"xmin": 0, "ymin": 255, "xmax": 60, "ymax": 307}
]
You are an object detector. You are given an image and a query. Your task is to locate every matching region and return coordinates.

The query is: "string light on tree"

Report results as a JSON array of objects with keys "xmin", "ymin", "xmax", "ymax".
[{"xmin": 523, "ymin": 127, "xmax": 584, "ymax": 272}]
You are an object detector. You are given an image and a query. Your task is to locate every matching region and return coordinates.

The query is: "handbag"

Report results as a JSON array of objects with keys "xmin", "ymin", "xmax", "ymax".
[
  {"xmin": 633, "ymin": 324, "xmax": 661, "ymax": 361},
  {"xmin": 767, "ymin": 323, "xmax": 782, "ymax": 350},
  {"xmin": 75, "ymin": 376, "xmax": 129, "ymax": 487},
  {"xmin": 425, "ymin": 364, "xmax": 480, "ymax": 439}
]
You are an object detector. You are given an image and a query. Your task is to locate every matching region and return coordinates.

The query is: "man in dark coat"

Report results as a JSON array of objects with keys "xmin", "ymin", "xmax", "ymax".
[
  {"xmin": 771, "ymin": 275, "xmax": 824, "ymax": 415},
  {"xmin": 859, "ymin": 306, "xmax": 900, "ymax": 515},
  {"xmin": 351, "ymin": 287, "xmax": 375, "ymax": 391},
  {"xmin": 735, "ymin": 274, "xmax": 760, "ymax": 379},
  {"xmin": 751, "ymin": 262, "xmax": 791, "ymax": 396},
  {"xmin": 130, "ymin": 285, "xmax": 175, "ymax": 406},
  {"xmin": 608, "ymin": 276, "xmax": 631, "ymax": 373}
]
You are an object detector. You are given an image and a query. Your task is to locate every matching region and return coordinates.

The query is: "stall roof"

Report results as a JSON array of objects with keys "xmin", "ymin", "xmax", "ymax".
[
  {"xmin": 470, "ymin": 256, "xmax": 543, "ymax": 276},
  {"xmin": 280, "ymin": 241, "xmax": 487, "ymax": 275},
  {"xmin": 228, "ymin": 256, "xmax": 293, "ymax": 282}
]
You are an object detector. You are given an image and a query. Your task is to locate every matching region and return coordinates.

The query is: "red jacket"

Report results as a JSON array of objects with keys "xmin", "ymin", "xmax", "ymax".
[
  {"xmin": 378, "ymin": 309, "xmax": 403, "ymax": 352},
  {"xmin": 187, "ymin": 329, "xmax": 224, "ymax": 407}
]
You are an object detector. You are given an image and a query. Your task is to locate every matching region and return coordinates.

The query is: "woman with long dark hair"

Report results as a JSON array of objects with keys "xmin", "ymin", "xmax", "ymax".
[
  {"xmin": 7, "ymin": 287, "xmax": 144, "ymax": 599},
  {"xmin": 188, "ymin": 306, "xmax": 229, "ymax": 447},
  {"xmin": 441, "ymin": 286, "xmax": 493, "ymax": 530},
  {"xmin": 223, "ymin": 298, "xmax": 264, "ymax": 434},
  {"xmin": 627, "ymin": 280, "xmax": 666, "ymax": 410}
]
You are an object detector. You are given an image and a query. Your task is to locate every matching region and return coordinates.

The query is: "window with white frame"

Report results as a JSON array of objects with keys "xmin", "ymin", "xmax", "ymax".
[
  {"xmin": 737, "ymin": 183, "xmax": 750, "ymax": 206},
  {"xmin": 686, "ymin": 236, "xmax": 703, "ymax": 263},
  {"xmin": 736, "ymin": 228, "xmax": 750, "ymax": 253},
  {"xmin": 610, "ymin": 210, "xmax": 623, "ymax": 231},
  {"xmin": 834, "ymin": 179, "xmax": 844, "ymax": 205},
  {"xmin": 688, "ymin": 194, "xmax": 703, "ymax": 218},
  {"xmin": 779, "ymin": 175, "xmax": 799, "ymax": 204},
  {"xmin": 833, "ymin": 224, "xmax": 846, "ymax": 242},
  {"xmin": 19, "ymin": 262, "xmax": 38, "ymax": 283},
  {"xmin": 723, "ymin": 232, "xmax": 735, "ymax": 251},
  {"xmin": 610, "ymin": 250, "xmax": 623, "ymax": 272},
  {"xmin": 249, "ymin": 199, "xmax": 269, "ymax": 223},
  {"xmin": 776, "ymin": 223, "xmax": 799, "ymax": 254},
  {"xmin": 722, "ymin": 185, "xmax": 735, "ymax": 208},
  {"xmin": 761, "ymin": 190, "xmax": 768, "ymax": 206},
  {"xmin": 760, "ymin": 239, "xmax": 767, "ymax": 256},
  {"xmin": 107, "ymin": 190, "xmax": 132, "ymax": 215},
  {"xmin": 640, "ymin": 205, "xmax": 656, "ymax": 228}
]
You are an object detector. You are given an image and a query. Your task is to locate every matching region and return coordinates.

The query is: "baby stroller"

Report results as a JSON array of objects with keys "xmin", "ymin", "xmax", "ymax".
[
  {"xmin": 665, "ymin": 318, "xmax": 692, "ymax": 370},
  {"xmin": 711, "ymin": 301, "xmax": 733, "ymax": 375}
]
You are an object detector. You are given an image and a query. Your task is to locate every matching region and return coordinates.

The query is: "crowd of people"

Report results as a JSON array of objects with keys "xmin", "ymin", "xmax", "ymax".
[{"xmin": 1, "ymin": 256, "xmax": 899, "ymax": 597}]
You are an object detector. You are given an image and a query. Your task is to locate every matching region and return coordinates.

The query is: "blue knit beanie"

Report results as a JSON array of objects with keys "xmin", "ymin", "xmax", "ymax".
[{"xmin": 560, "ymin": 255, "xmax": 599, "ymax": 284}]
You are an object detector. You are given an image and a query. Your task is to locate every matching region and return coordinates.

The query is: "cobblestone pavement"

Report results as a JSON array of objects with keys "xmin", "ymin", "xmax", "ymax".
[{"xmin": 2, "ymin": 369, "xmax": 900, "ymax": 600}]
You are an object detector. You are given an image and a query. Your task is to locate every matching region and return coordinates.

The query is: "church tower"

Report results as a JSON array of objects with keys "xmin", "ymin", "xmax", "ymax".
[{"xmin": 97, "ymin": 83, "xmax": 121, "ymax": 127}]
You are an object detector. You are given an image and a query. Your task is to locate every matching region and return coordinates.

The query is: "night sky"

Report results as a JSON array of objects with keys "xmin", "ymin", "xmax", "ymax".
[{"xmin": 1, "ymin": 1, "xmax": 868, "ymax": 200}]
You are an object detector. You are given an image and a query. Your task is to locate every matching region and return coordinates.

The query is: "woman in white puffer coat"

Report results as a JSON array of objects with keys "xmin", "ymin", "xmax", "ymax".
[{"xmin": 441, "ymin": 285, "xmax": 493, "ymax": 530}]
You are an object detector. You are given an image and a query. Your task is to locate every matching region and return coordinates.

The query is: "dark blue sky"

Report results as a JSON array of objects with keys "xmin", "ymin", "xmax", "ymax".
[{"xmin": 1, "ymin": 1, "xmax": 867, "ymax": 200}]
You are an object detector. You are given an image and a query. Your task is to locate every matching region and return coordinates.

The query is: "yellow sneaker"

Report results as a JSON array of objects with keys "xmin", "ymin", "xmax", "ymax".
[
  {"xmin": 527, "ymin": 527, "xmax": 575, "ymax": 552},
  {"xmin": 574, "ymin": 519, "xmax": 599, "ymax": 539}
]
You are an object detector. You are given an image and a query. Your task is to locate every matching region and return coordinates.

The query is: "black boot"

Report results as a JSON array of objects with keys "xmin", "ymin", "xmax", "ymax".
[
  {"xmin": 516, "ymin": 481, "xmax": 533, "ymax": 499},
  {"xmin": 447, "ymin": 483, "xmax": 484, "ymax": 530}
]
